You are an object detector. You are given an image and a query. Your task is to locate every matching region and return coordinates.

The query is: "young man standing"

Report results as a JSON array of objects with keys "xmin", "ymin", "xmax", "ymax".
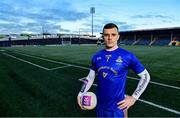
[{"xmin": 77, "ymin": 23, "xmax": 150, "ymax": 117}]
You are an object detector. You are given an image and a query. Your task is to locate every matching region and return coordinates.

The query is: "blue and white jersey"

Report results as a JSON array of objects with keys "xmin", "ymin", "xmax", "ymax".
[{"xmin": 91, "ymin": 48, "xmax": 145, "ymax": 111}]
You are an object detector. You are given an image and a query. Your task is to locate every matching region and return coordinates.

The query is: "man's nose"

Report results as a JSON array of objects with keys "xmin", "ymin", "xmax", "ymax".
[{"xmin": 108, "ymin": 35, "xmax": 113, "ymax": 40}]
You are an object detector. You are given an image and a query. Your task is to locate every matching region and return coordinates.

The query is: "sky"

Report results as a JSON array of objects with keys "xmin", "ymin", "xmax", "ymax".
[{"xmin": 0, "ymin": 0, "xmax": 179, "ymax": 36}]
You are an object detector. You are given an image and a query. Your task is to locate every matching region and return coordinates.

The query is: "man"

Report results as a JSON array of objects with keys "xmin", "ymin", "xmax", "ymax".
[{"xmin": 77, "ymin": 23, "xmax": 150, "ymax": 117}]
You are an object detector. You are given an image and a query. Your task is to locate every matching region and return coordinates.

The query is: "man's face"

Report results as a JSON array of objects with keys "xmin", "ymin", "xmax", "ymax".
[{"xmin": 103, "ymin": 27, "xmax": 119, "ymax": 49}]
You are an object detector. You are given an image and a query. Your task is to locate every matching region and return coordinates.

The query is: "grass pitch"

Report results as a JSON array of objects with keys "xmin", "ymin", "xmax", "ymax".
[{"xmin": 0, "ymin": 45, "xmax": 179, "ymax": 117}]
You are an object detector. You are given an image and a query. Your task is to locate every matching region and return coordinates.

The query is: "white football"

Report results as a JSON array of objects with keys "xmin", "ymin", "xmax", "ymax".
[{"xmin": 81, "ymin": 92, "xmax": 97, "ymax": 110}]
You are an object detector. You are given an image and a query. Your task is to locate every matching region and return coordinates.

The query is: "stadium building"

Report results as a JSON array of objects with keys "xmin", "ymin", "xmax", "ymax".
[
  {"xmin": 119, "ymin": 27, "xmax": 180, "ymax": 46},
  {"xmin": 0, "ymin": 27, "xmax": 180, "ymax": 47}
]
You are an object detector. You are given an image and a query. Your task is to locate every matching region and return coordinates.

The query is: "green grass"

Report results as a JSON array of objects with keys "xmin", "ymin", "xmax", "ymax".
[
  {"xmin": 124, "ymin": 46, "xmax": 180, "ymax": 82},
  {"xmin": 0, "ymin": 45, "xmax": 179, "ymax": 117}
]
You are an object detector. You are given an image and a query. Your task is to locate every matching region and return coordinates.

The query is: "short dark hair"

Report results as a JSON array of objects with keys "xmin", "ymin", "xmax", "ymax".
[{"xmin": 103, "ymin": 23, "xmax": 119, "ymax": 32}]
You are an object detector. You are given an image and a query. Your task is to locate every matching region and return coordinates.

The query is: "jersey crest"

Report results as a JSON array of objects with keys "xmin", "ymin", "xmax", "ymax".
[{"xmin": 116, "ymin": 56, "xmax": 123, "ymax": 64}]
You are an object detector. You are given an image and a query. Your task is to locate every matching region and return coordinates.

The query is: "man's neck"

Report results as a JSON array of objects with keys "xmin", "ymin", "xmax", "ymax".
[{"xmin": 105, "ymin": 45, "xmax": 118, "ymax": 51}]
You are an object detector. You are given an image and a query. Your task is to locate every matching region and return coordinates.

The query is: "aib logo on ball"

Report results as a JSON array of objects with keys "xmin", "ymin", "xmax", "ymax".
[{"xmin": 82, "ymin": 96, "xmax": 91, "ymax": 106}]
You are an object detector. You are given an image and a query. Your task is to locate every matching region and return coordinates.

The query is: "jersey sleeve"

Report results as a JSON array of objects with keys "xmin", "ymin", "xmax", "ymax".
[{"xmin": 129, "ymin": 53, "xmax": 145, "ymax": 74}]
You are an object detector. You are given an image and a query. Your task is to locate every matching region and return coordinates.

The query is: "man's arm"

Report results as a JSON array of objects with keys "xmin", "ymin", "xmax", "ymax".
[
  {"xmin": 77, "ymin": 69, "xmax": 96, "ymax": 109},
  {"xmin": 118, "ymin": 69, "xmax": 150, "ymax": 110},
  {"xmin": 132, "ymin": 69, "xmax": 150, "ymax": 99},
  {"xmin": 78, "ymin": 69, "xmax": 96, "ymax": 97}
]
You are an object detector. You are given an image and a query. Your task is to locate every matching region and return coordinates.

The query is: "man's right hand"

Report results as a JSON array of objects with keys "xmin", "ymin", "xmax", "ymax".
[{"xmin": 77, "ymin": 96, "xmax": 86, "ymax": 110}]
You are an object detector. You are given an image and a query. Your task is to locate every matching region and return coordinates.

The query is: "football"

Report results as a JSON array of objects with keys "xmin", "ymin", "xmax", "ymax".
[{"xmin": 81, "ymin": 92, "xmax": 97, "ymax": 110}]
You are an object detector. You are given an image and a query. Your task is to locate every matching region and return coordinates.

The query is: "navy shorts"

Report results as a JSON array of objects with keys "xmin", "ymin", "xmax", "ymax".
[{"xmin": 96, "ymin": 108, "xmax": 124, "ymax": 118}]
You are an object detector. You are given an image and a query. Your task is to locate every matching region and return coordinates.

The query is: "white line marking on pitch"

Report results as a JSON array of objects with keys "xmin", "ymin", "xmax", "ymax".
[
  {"xmin": 49, "ymin": 65, "xmax": 71, "ymax": 70},
  {"xmin": 138, "ymin": 99, "xmax": 180, "ymax": 115},
  {"xmin": 78, "ymin": 77, "xmax": 180, "ymax": 115},
  {"xmin": 128, "ymin": 76, "xmax": 180, "ymax": 90},
  {"xmin": 7, "ymin": 51, "xmax": 180, "ymax": 115},
  {"xmin": 3, "ymin": 53, "xmax": 70, "ymax": 71},
  {"xmin": 3, "ymin": 53, "xmax": 50, "ymax": 70},
  {"xmin": 14, "ymin": 51, "xmax": 180, "ymax": 91},
  {"xmin": 14, "ymin": 51, "xmax": 88, "ymax": 70}
]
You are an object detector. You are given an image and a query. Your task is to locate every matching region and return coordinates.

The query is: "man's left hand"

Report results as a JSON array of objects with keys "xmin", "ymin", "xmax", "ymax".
[{"xmin": 117, "ymin": 95, "xmax": 137, "ymax": 111}]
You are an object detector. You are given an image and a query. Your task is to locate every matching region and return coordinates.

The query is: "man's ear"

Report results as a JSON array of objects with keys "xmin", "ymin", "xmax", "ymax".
[{"xmin": 117, "ymin": 34, "xmax": 120, "ymax": 40}]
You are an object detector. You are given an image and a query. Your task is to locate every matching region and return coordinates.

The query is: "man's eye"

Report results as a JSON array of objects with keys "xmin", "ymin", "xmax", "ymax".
[{"xmin": 112, "ymin": 34, "xmax": 117, "ymax": 36}]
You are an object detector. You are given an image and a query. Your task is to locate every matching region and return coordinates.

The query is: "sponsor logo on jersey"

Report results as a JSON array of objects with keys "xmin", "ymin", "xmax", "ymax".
[
  {"xmin": 103, "ymin": 72, "xmax": 108, "ymax": 78},
  {"xmin": 97, "ymin": 57, "xmax": 101, "ymax": 61},
  {"xmin": 98, "ymin": 66, "xmax": 118, "ymax": 76}
]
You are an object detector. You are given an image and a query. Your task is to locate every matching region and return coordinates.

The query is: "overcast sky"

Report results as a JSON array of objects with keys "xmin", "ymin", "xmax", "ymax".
[{"xmin": 0, "ymin": 0, "xmax": 179, "ymax": 36}]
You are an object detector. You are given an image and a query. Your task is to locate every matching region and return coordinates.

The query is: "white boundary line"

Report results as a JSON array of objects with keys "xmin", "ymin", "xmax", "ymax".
[
  {"xmin": 138, "ymin": 99, "xmax": 180, "ymax": 115},
  {"xmin": 3, "ymin": 53, "xmax": 50, "ymax": 71},
  {"xmin": 4, "ymin": 51, "xmax": 180, "ymax": 115},
  {"xmin": 3, "ymin": 53, "xmax": 70, "ymax": 71},
  {"xmin": 78, "ymin": 77, "xmax": 180, "ymax": 115},
  {"xmin": 127, "ymin": 76, "xmax": 180, "ymax": 90},
  {"xmin": 49, "ymin": 65, "xmax": 71, "ymax": 70},
  {"xmin": 4, "ymin": 51, "xmax": 180, "ymax": 91},
  {"xmin": 14, "ymin": 51, "xmax": 180, "ymax": 90},
  {"xmin": 14, "ymin": 51, "xmax": 88, "ymax": 70}
]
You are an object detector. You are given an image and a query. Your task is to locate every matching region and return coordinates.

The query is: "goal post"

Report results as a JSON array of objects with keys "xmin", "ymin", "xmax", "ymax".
[{"xmin": 61, "ymin": 38, "xmax": 71, "ymax": 45}]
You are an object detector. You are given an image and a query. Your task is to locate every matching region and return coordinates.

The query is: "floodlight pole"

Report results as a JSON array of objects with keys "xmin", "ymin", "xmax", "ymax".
[
  {"xmin": 42, "ymin": 25, "xmax": 45, "ymax": 39},
  {"xmin": 90, "ymin": 7, "xmax": 95, "ymax": 37},
  {"xmin": 92, "ymin": 13, "xmax": 93, "ymax": 37}
]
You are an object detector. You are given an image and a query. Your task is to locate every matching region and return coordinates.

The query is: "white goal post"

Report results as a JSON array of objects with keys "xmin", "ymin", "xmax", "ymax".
[{"xmin": 61, "ymin": 38, "xmax": 71, "ymax": 45}]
